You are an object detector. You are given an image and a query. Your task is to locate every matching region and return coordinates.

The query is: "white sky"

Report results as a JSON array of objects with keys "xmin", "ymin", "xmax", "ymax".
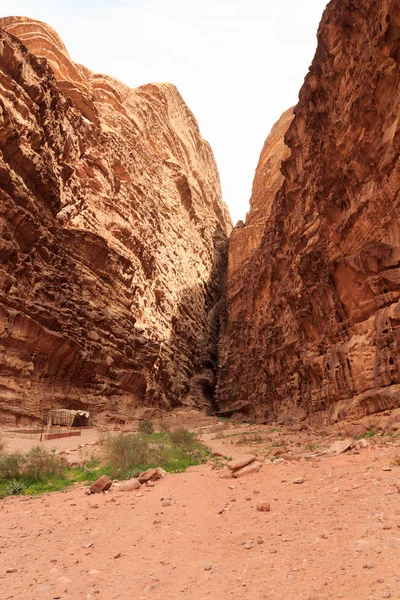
[{"xmin": 5, "ymin": 0, "xmax": 328, "ymax": 222}]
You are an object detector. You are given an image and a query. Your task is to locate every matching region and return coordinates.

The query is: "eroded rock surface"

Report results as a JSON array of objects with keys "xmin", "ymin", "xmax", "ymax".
[
  {"xmin": 0, "ymin": 17, "xmax": 231, "ymax": 424},
  {"xmin": 217, "ymin": 0, "xmax": 400, "ymax": 425}
]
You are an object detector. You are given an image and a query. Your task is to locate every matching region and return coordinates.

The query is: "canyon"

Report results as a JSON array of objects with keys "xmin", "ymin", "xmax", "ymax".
[
  {"xmin": 0, "ymin": 17, "xmax": 231, "ymax": 424},
  {"xmin": 217, "ymin": 0, "xmax": 400, "ymax": 425},
  {"xmin": 2, "ymin": 0, "xmax": 400, "ymax": 428}
]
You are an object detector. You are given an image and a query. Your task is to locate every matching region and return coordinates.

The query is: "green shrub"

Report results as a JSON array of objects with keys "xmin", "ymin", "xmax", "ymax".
[
  {"xmin": 104, "ymin": 433, "xmax": 162, "ymax": 477},
  {"xmin": 0, "ymin": 452, "xmax": 26, "ymax": 480},
  {"xmin": 23, "ymin": 447, "xmax": 67, "ymax": 481},
  {"xmin": 138, "ymin": 419, "xmax": 154, "ymax": 434},
  {"xmin": 170, "ymin": 428, "xmax": 196, "ymax": 451},
  {"xmin": 5, "ymin": 479, "xmax": 26, "ymax": 496}
]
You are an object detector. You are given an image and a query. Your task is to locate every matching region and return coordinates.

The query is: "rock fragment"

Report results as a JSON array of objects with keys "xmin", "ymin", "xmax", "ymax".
[
  {"xmin": 232, "ymin": 461, "xmax": 262, "ymax": 478},
  {"xmin": 227, "ymin": 455, "xmax": 256, "ymax": 471},
  {"xmin": 89, "ymin": 475, "xmax": 112, "ymax": 494}
]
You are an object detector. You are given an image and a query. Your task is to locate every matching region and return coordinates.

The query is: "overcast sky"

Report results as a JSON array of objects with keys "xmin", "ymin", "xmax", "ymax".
[{"xmin": 5, "ymin": 0, "xmax": 328, "ymax": 222}]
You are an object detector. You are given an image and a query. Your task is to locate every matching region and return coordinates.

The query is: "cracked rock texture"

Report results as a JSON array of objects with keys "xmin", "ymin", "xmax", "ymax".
[
  {"xmin": 0, "ymin": 17, "xmax": 231, "ymax": 423},
  {"xmin": 217, "ymin": 0, "xmax": 400, "ymax": 425}
]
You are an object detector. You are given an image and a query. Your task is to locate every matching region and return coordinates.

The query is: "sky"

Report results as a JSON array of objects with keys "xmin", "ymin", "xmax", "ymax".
[{"xmin": 4, "ymin": 0, "xmax": 328, "ymax": 222}]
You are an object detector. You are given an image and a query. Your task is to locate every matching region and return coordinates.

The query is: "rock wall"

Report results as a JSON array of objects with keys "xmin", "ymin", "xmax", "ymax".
[
  {"xmin": 217, "ymin": 0, "xmax": 400, "ymax": 425},
  {"xmin": 0, "ymin": 17, "xmax": 231, "ymax": 424}
]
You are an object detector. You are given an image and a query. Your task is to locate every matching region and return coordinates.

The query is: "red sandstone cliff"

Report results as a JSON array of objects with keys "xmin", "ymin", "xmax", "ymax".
[
  {"xmin": 0, "ymin": 17, "xmax": 231, "ymax": 424},
  {"xmin": 217, "ymin": 0, "xmax": 400, "ymax": 425}
]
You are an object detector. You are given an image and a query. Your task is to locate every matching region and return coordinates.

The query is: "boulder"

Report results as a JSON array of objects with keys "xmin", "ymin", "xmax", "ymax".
[
  {"xmin": 227, "ymin": 455, "xmax": 256, "ymax": 472},
  {"xmin": 89, "ymin": 475, "xmax": 112, "ymax": 493},
  {"xmin": 120, "ymin": 478, "xmax": 141, "ymax": 492},
  {"xmin": 232, "ymin": 461, "xmax": 262, "ymax": 478},
  {"xmin": 138, "ymin": 467, "xmax": 167, "ymax": 484}
]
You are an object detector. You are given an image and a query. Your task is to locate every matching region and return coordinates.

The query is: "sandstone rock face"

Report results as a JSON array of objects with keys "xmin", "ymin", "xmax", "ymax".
[
  {"xmin": 217, "ymin": 0, "xmax": 400, "ymax": 425},
  {"xmin": 0, "ymin": 17, "xmax": 231, "ymax": 424}
]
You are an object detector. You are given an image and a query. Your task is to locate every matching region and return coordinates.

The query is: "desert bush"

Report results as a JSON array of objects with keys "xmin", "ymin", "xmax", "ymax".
[
  {"xmin": 0, "ymin": 452, "xmax": 26, "ymax": 480},
  {"xmin": 159, "ymin": 421, "xmax": 171, "ymax": 432},
  {"xmin": 170, "ymin": 428, "xmax": 196, "ymax": 451},
  {"xmin": 104, "ymin": 433, "xmax": 160, "ymax": 477},
  {"xmin": 138, "ymin": 419, "xmax": 154, "ymax": 434},
  {"xmin": 23, "ymin": 447, "xmax": 67, "ymax": 481},
  {"xmin": 5, "ymin": 479, "xmax": 26, "ymax": 496}
]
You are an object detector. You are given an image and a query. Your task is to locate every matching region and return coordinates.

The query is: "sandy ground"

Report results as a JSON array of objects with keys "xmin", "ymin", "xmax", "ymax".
[
  {"xmin": 1, "ymin": 418, "xmax": 400, "ymax": 600},
  {"xmin": 2, "ymin": 429, "xmax": 100, "ymax": 454}
]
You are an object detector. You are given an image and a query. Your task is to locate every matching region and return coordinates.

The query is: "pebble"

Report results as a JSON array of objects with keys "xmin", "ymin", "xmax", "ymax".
[
  {"xmin": 256, "ymin": 501, "xmax": 271, "ymax": 512},
  {"xmin": 257, "ymin": 536, "xmax": 264, "ymax": 544},
  {"xmin": 363, "ymin": 563, "xmax": 376, "ymax": 569},
  {"xmin": 382, "ymin": 466, "xmax": 392, "ymax": 471},
  {"xmin": 244, "ymin": 540, "xmax": 253, "ymax": 550},
  {"xmin": 204, "ymin": 564, "xmax": 212, "ymax": 571},
  {"xmin": 382, "ymin": 592, "xmax": 391, "ymax": 598},
  {"xmin": 6, "ymin": 568, "xmax": 17, "ymax": 573},
  {"xmin": 113, "ymin": 553, "xmax": 121, "ymax": 559},
  {"xmin": 293, "ymin": 477, "xmax": 305, "ymax": 484},
  {"xmin": 162, "ymin": 500, "xmax": 171, "ymax": 507}
]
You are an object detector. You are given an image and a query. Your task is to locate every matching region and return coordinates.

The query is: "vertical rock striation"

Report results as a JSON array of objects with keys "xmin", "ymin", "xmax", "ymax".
[
  {"xmin": 0, "ymin": 17, "xmax": 231, "ymax": 423},
  {"xmin": 217, "ymin": 0, "xmax": 400, "ymax": 425}
]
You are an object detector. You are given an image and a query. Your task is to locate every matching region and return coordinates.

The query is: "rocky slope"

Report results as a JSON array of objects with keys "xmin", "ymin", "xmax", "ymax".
[
  {"xmin": 217, "ymin": 0, "xmax": 400, "ymax": 425},
  {"xmin": 0, "ymin": 17, "xmax": 231, "ymax": 424}
]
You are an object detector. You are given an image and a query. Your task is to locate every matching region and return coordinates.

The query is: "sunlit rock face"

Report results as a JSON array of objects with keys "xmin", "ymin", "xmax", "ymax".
[
  {"xmin": 0, "ymin": 17, "xmax": 231, "ymax": 423},
  {"xmin": 217, "ymin": 0, "xmax": 400, "ymax": 425}
]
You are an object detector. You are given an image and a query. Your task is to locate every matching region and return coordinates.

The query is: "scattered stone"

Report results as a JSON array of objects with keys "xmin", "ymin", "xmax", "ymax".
[
  {"xmin": 256, "ymin": 501, "xmax": 271, "ymax": 512},
  {"xmin": 382, "ymin": 466, "xmax": 392, "ymax": 472},
  {"xmin": 162, "ymin": 500, "xmax": 171, "ymax": 507},
  {"xmin": 363, "ymin": 563, "xmax": 376, "ymax": 569},
  {"xmin": 396, "ymin": 482, "xmax": 400, "ymax": 493},
  {"xmin": 382, "ymin": 592, "xmax": 391, "ymax": 598},
  {"xmin": 138, "ymin": 467, "xmax": 166, "ymax": 484},
  {"xmin": 113, "ymin": 553, "xmax": 121, "ymax": 559},
  {"xmin": 382, "ymin": 524, "xmax": 392, "ymax": 530},
  {"xmin": 227, "ymin": 455, "xmax": 256, "ymax": 472},
  {"xmin": 232, "ymin": 461, "xmax": 262, "ymax": 478},
  {"xmin": 253, "ymin": 489, "xmax": 260, "ymax": 494},
  {"xmin": 245, "ymin": 496, "xmax": 251, "ymax": 501},
  {"xmin": 355, "ymin": 438, "xmax": 369, "ymax": 450},
  {"xmin": 244, "ymin": 540, "xmax": 253, "ymax": 550},
  {"xmin": 89, "ymin": 475, "xmax": 112, "ymax": 494},
  {"xmin": 293, "ymin": 477, "xmax": 305, "ymax": 484},
  {"xmin": 120, "ymin": 478, "xmax": 141, "ymax": 492},
  {"xmin": 204, "ymin": 563, "xmax": 212, "ymax": 571},
  {"xmin": 326, "ymin": 439, "xmax": 354, "ymax": 455},
  {"xmin": 257, "ymin": 536, "xmax": 264, "ymax": 544},
  {"xmin": 6, "ymin": 568, "xmax": 17, "ymax": 573}
]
